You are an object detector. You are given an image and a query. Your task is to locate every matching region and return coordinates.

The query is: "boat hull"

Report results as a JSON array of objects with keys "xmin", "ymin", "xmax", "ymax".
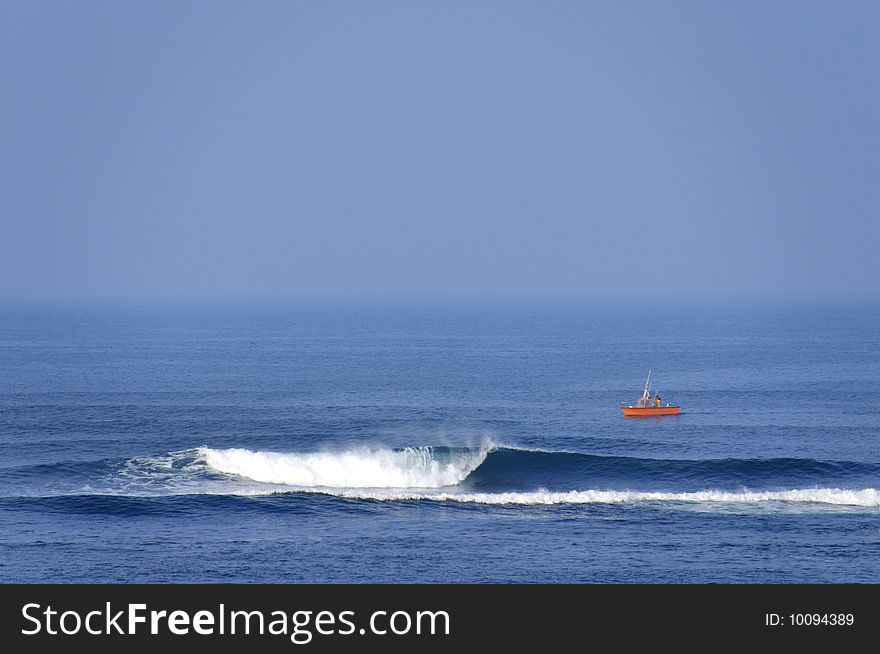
[{"xmin": 620, "ymin": 406, "xmax": 680, "ymax": 417}]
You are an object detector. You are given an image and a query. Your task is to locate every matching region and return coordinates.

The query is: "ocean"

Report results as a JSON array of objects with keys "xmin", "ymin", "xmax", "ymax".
[{"xmin": 1, "ymin": 299, "xmax": 878, "ymax": 583}]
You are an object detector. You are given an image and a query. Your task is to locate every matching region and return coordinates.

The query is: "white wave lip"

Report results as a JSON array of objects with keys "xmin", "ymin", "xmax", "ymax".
[
  {"xmin": 199, "ymin": 446, "xmax": 489, "ymax": 489},
  {"xmin": 313, "ymin": 487, "xmax": 880, "ymax": 507}
]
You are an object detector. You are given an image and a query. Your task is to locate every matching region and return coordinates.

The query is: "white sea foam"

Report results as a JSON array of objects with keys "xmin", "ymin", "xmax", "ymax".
[
  {"xmin": 199, "ymin": 446, "xmax": 489, "ymax": 489},
  {"xmin": 293, "ymin": 487, "xmax": 880, "ymax": 507}
]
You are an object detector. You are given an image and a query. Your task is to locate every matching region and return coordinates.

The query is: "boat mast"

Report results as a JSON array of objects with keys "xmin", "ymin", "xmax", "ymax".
[{"xmin": 643, "ymin": 369, "xmax": 652, "ymax": 401}]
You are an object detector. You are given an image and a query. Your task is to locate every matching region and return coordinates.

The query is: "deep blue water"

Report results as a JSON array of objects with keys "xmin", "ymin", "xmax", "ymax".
[{"xmin": 1, "ymin": 300, "xmax": 878, "ymax": 583}]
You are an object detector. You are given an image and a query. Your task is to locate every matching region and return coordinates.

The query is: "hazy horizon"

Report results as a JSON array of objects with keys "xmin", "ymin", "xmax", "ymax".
[{"xmin": 3, "ymin": 1, "xmax": 878, "ymax": 301}]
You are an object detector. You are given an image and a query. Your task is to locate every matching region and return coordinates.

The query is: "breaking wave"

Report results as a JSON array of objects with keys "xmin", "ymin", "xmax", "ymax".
[
  {"xmin": 199, "ymin": 445, "xmax": 489, "ymax": 489},
  {"xmin": 188, "ymin": 445, "xmax": 880, "ymax": 508},
  {"xmin": 3, "ymin": 445, "xmax": 878, "ymax": 510}
]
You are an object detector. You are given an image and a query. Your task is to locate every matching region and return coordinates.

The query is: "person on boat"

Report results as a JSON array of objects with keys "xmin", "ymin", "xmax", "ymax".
[{"xmin": 656, "ymin": 395, "xmax": 661, "ymax": 407}]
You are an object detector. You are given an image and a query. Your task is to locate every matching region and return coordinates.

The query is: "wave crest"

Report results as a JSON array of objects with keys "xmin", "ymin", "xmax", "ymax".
[{"xmin": 199, "ymin": 445, "xmax": 490, "ymax": 489}]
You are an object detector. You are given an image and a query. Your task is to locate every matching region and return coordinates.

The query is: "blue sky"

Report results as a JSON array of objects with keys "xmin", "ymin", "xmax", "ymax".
[{"xmin": 2, "ymin": 1, "xmax": 878, "ymax": 299}]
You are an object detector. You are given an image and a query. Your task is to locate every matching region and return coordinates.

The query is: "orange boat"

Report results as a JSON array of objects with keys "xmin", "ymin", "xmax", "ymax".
[{"xmin": 620, "ymin": 370, "xmax": 680, "ymax": 417}]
